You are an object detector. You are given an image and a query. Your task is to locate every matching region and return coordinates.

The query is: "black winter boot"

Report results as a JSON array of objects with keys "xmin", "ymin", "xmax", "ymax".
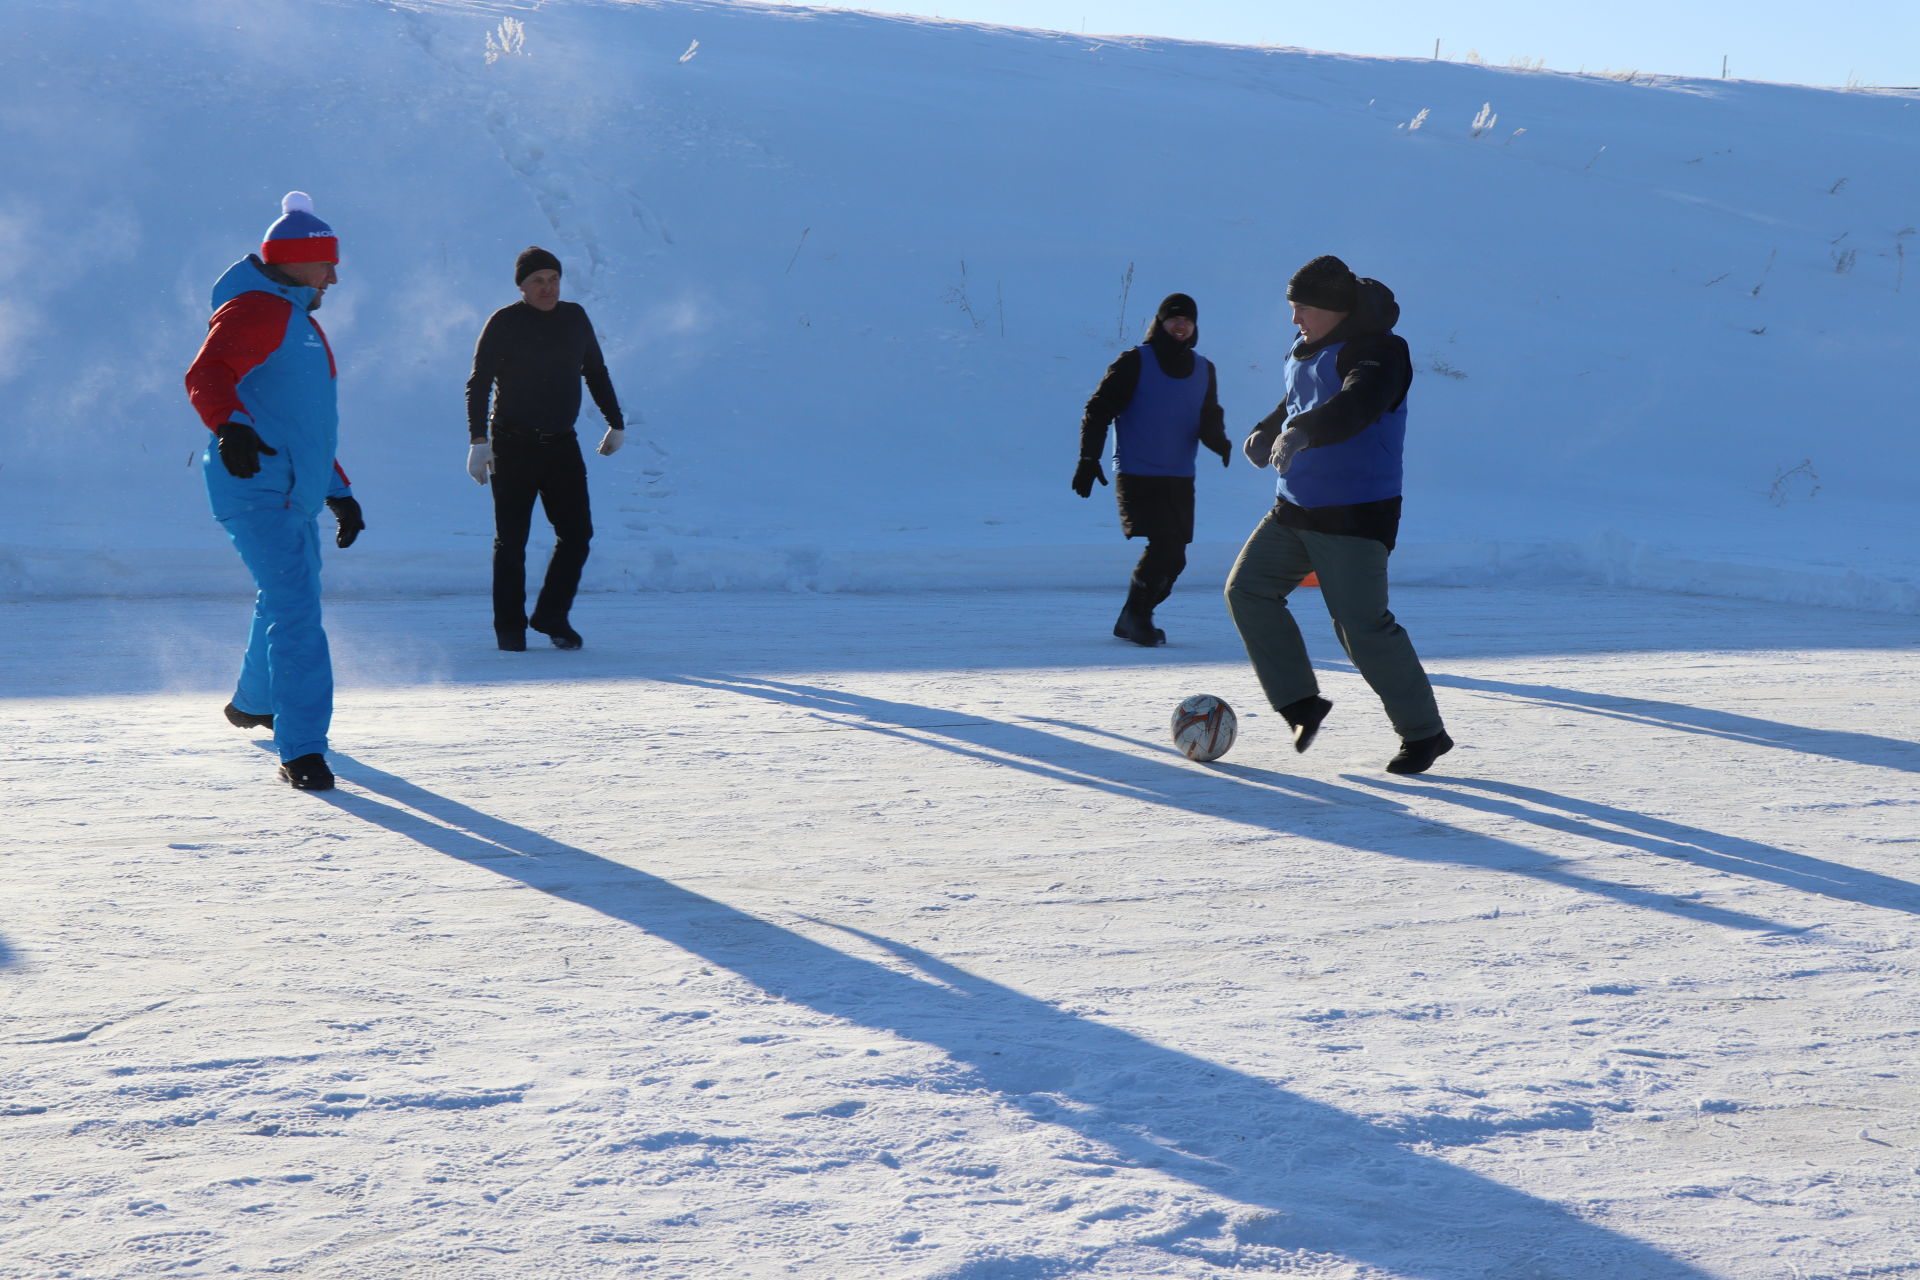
[
  {"xmin": 1386, "ymin": 730, "xmax": 1454, "ymax": 775},
  {"xmin": 223, "ymin": 702, "xmax": 274, "ymax": 731},
  {"xmin": 278, "ymin": 753, "xmax": 335, "ymax": 791},
  {"xmin": 533, "ymin": 621, "xmax": 583, "ymax": 650},
  {"xmin": 1112, "ymin": 608, "xmax": 1166, "ymax": 647},
  {"xmin": 496, "ymin": 628, "xmax": 527, "ymax": 652},
  {"xmin": 1280, "ymin": 695, "xmax": 1333, "ymax": 753},
  {"xmin": 1113, "ymin": 575, "xmax": 1169, "ymax": 647}
]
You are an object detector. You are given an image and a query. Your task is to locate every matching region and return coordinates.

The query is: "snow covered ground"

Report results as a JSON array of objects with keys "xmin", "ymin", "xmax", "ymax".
[{"xmin": 6, "ymin": 584, "xmax": 1919, "ymax": 1279}]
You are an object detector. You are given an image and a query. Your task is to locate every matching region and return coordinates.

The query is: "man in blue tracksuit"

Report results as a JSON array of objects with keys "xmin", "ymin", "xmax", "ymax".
[
  {"xmin": 1226, "ymin": 256, "xmax": 1452, "ymax": 775},
  {"xmin": 185, "ymin": 192, "xmax": 363, "ymax": 791},
  {"xmin": 1075, "ymin": 293, "xmax": 1232, "ymax": 646}
]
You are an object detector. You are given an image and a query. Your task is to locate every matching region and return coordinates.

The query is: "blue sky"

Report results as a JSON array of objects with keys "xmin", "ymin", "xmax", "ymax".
[{"xmin": 777, "ymin": 1, "xmax": 1918, "ymax": 88}]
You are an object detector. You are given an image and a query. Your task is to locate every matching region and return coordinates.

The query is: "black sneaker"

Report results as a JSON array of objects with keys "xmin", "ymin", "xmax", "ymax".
[
  {"xmin": 496, "ymin": 629, "xmax": 527, "ymax": 652},
  {"xmin": 1112, "ymin": 610, "xmax": 1166, "ymax": 648},
  {"xmin": 277, "ymin": 753, "xmax": 335, "ymax": 791},
  {"xmin": 1386, "ymin": 730, "xmax": 1454, "ymax": 775},
  {"xmin": 223, "ymin": 701, "xmax": 274, "ymax": 731},
  {"xmin": 1280, "ymin": 695, "xmax": 1333, "ymax": 753},
  {"xmin": 541, "ymin": 626, "xmax": 583, "ymax": 651}
]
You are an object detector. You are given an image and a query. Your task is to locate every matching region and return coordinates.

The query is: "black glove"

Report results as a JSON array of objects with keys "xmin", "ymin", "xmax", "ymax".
[
  {"xmin": 214, "ymin": 422, "xmax": 277, "ymax": 479},
  {"xmin": 1072, "ymin": 458, "xmax": 1109, "ymax": 498},
  {"xmin": 1200, "ymin": 426, "xmax": 1232, "ymax": 467},
  {"xmin": 325, "ymin": 495, "xmax": 365, "ymax": 549}
]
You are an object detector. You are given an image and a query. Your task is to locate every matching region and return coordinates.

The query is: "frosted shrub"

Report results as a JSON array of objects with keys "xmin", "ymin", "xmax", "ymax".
[{"xmin": 485, "ymin": 17, "xmax": 526, "ymax": 65}]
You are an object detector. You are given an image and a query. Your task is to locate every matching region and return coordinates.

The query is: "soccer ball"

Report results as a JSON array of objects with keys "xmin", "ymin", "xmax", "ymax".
[{"xmin": 1171, "ymin": 694, "xmax": 1237, "ymax": 762}]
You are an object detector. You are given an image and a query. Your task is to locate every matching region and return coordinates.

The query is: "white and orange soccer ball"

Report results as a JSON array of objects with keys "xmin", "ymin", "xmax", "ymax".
[{"xmin": 1170, "ymin": 694, "xmax": 1237, "ymax": 762}]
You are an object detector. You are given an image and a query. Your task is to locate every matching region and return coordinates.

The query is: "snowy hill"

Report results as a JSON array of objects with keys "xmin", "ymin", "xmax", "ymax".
[{"xmin": 2, "ymin": 0, "xmax": 1915, "ymax": 609}]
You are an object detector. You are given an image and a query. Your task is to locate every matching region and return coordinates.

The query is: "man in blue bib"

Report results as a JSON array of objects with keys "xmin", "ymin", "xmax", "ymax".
[
  {"xmin": 1075, "ymin": 293, "xmax": 1232, "ymax": 645},
  {"xmin": 1226, "ymin": 256, "xmax": 1453, "ymax": 775}
]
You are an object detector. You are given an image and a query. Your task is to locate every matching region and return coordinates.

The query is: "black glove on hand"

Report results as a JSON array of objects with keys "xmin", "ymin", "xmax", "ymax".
[
  {"xmin": 1072, "ymin": 458, "xmax": 1109, "ymax": 499},
  {"xmin": 325, "ymin": 496, "xmax": 365, "ymax": 549},
  {"xmin": 1200, "ymin": 426, "xmax": 1232, "ymax": 467},
  {"xmin": 215, "ymin": 422, "xmax": 277, "ymax": 479}
]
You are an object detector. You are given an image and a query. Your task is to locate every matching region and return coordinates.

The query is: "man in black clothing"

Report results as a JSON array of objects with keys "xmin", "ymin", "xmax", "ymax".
[
  {"xmin": 1075, "ymin": 293, "xmax": 1232, "ymax": 646},
  {"xmin": 466, "ymin": 246, "xmax": 627, "ymax": 651}
]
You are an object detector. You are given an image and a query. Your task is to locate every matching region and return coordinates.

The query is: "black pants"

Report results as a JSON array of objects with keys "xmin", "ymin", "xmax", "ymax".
[
  {"xmin": 491, "ymin": 435, "xmax": 592, "ymax": 634},
  {"xmin": 1116, "ymin": 473, "xmax": 1194, "ymax": 617},
  {"xmin": 1127, "ymin": 538, "xmax": 1189, "ymax": 614}
]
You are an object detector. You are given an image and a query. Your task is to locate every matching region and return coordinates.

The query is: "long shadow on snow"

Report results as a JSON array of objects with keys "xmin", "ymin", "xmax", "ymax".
[
  {"xmin": 1430, "ymin": 672, "xmax": 1920, "ymax": 776},
  {"xmin": 1346, "ymin": 774, "xmax": 1920, "ymax": 917},
  {"xmin": 316, "ymin": 750, "xmax": 1719, "ymax": 1280},
  {"xmin": 680, "ymin": 674, "xmax": 1792, "ymax": 934},
  {"xmin": 1038, "ymin": 712, "xmax": 1920, "ymax": 920}
]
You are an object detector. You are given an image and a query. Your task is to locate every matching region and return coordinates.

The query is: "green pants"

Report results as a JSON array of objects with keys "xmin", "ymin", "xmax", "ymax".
[{"xmin": 1224, "ymin": 510, "xmax": 1443, "ymax": 740}]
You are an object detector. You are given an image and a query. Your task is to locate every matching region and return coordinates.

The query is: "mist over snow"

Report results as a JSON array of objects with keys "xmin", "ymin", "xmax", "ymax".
[{"xmin": 1, "ymin": 0, "xmax": 1915, "ymax": 608}]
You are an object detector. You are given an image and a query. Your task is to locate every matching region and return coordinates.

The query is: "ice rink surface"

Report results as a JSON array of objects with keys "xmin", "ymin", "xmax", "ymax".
[{"xmin": 4, "ymin": 585, "xmax": 1918, "ymax": 1279}]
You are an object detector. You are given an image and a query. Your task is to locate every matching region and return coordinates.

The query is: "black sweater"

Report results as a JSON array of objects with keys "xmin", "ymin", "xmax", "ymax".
[{"xmin": 466, "ymin": 300, "xmax": 623, "ymax": 443}]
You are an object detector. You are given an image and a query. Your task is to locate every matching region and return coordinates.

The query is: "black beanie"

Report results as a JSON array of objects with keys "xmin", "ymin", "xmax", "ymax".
[
  {"xmin": 1155, "ymin": 292, "xmax": 1198, "ymax": 323},
  {"xmin": 1145, "ymin": 292, "xmax": 1200, "ymax": 348},
  {"xmin": 515, "ymin": 246, "xmax": 562, "ymax": 285},
  {"xmin": 1286, "ymin": 255, "xmax": 1359, "ymax": 312}
]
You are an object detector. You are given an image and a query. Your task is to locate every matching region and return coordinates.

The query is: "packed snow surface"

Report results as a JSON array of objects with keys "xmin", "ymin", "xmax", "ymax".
[
  {"xmin": 1, "ymin": 0, "xmax": 1916, "ymax": 609},
  {"xmin": 5, "ymin": 586, "xmax": 1920, "ymax": 1278}
]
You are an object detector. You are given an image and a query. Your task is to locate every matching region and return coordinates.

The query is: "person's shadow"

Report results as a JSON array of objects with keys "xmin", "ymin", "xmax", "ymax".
[
  {"xmin": 667, "ymin": 674, "xmax": 1814, "ymax": 933},
  {"xmin": 1345, "ymin": 773, "xmax": 1920, "ymax": 916},
  {"xmin": 1429, "ymin": 672, "xmax": 1920, "ymax": 776},
  {"xmin": 306, "ymin": 731, "xmax": 1731, "ymax": 1280}
]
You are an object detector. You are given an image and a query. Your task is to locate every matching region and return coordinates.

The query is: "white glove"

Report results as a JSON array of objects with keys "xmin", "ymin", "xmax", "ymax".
[
  {"xmin": 1271, "ymin": 426, "xmax": 1309, "ymax": 475},
  {"xmin": 596, "ymin": 427, "xmax": 625, "ymax": 457},
  {"xmin": 467, "ymin": 441, "xmax": 493, "ymax": 485}
]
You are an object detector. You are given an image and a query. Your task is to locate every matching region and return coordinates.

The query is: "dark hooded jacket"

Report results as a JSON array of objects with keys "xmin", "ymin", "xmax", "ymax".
[
  {"xmin": 1254, "ymin": 278, "xmax": 1413, "ymax": 548},
  {"xmin": 1079, "ymin": 316, "xmax": 1229, "ymax": 467}
]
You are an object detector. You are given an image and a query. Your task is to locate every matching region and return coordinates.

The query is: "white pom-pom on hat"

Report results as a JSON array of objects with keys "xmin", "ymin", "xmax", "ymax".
[{"xmin": 281, "ymin": 191, "xmax": 315, "ymax": 215}]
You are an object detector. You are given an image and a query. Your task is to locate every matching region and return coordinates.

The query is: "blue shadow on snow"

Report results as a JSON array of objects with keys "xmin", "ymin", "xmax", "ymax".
[
  {"xmin": 1344, "ymin": 773, "xmax": 1920, "ymax": 918},
  {"xmin": 1428, "ymin": 671, "xmax": 1920, "ymax": 777},
  {"xmin": 305, "ymin": 723, "xmax": 1736, "ymax": 1280},
  {"xmin": 683, "ymin": 675, "xmax": 1806, "ymax": 932}
]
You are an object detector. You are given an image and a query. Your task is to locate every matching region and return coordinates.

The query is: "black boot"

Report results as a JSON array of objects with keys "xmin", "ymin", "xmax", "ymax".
[
  {"xmin": 1386, "ymin": 730, "xmax": 1454, "ymax": 775},
  {"xmin": 496, "ymin": 628, "xmax": 527, "ymax": 652},
  {"xmin": 1112, "ymin": 574, "xmax": 1169, "ymax": 647},
  {"xmin": 532, "ymin": 620, "xmax": 583, "ymax": 650},
  {"xmin": 278, "ymin": 753, "xmax": 335, "ymax": 791},
  {"xmin": 1112, "ymin": 607, "xmax": 1166, "ymax": 647},
  {"xmin": 223, "ymin": 701, "xmax": 274, "ymax": 731},
  {"xmin": 1280, "ymin": 695, "xmax": 1332, "ymax": 753}
]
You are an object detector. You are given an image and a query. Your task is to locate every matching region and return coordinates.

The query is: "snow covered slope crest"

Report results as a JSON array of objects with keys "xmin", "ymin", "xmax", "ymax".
[{"xmin": 2, "ymin": 0, "xmax": 1915, "ymax": 609}]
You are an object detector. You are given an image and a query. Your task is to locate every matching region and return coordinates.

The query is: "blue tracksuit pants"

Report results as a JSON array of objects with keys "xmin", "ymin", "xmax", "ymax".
[{"xmin": 220, "ymin": 505, "xmax": 332, "ymax": 762}]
